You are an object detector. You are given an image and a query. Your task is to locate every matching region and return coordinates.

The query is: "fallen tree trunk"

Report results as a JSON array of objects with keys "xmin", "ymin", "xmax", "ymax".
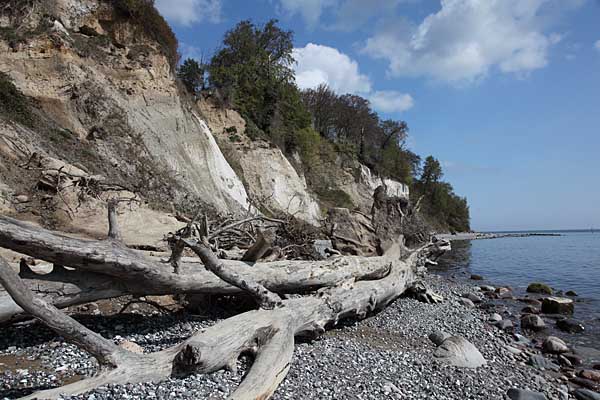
[
  {"xmin": 0, "ymin": 216, "xmax": 393, "ymax": 322},
  {"xmin": 0, "ymin": 239, "xmax": 445, "ymax": 400}
]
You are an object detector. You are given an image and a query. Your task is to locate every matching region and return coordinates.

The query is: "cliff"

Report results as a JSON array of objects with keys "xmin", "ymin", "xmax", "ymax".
[{"xmin": 0, "ymin": 0, "xmax": 409, "ymax": 239}]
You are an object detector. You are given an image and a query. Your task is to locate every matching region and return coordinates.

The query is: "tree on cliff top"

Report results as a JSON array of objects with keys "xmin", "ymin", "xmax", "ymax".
[
  {"xmin": 208, "ymin": 19, "xmax": 310, "ymax": 148},
  {"xmin": 414, "ymin": 156, "xmax": 470, "ymax": 232},
  {"xmin": 178, "ymin": 58, "xmax": 206, "ymax": 95}
]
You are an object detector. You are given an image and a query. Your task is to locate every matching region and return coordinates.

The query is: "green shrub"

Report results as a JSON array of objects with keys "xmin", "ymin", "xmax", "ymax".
[
  {"xmin": 0, "ymin": 72, "xmax": 34, "ymax": 126},
  {"xmin": 315, "ymin": 187, "xmax": 354, "ymax": 209}
]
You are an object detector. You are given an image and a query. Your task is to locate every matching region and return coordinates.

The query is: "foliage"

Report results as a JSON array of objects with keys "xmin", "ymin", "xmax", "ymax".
[
  {"xmin": 177, "ymin": 58, "xmax": 206, "ymax": 94},
  {"xmin": 301, "ymin": 84, "xmax": 419, "ymax": 184},
  {"xmin": 0, "ymin": 72, "xmax": 34, "ymax": 126},
  {"xmin": 110, "ymin": 0, "xmax": 179, "ymax": 68},
  {"xmin": 413, "ymin": 156, "xmax": 470, "ymax": 233},
  {"xmin": 208, "ymin": 19, "xmax": 310, "ymax": 149}
]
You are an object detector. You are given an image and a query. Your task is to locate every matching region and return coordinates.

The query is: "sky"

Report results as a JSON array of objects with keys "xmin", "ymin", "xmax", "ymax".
[{"xmin": 155, "ymin": 0, "xmax": 600, "ymax": 232}]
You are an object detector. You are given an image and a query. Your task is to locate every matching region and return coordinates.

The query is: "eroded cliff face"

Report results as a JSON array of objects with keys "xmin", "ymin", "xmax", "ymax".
[
  {"xmin": 198, "ymin": 100, "xmax": 322, "ymax": 225},
  {"xmin": 0, "ymin": 0, "xmax": 250, "ymax": 220},
  {"xmin": 198, "ymin": 99, "xmax": 409, "ymax": 222}
]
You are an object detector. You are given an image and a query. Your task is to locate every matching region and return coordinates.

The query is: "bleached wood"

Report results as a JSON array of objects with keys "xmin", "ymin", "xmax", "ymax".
[{"xmin": 0, "ymin": 241, "xmax": 447, "ymax": 400}]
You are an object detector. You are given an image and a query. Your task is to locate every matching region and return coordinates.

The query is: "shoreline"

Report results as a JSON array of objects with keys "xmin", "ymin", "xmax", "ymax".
[
  {"xmin": 436, "ymin": 232, "xmax": 562, "ymax": 241},
  {"xmin": 1, "ymin": 275, "xmax": 594, "ymax": 399}
]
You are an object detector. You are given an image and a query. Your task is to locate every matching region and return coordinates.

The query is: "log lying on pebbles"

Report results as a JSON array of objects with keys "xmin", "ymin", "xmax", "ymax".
[
  {"xmin": 0, "ymin": 208, "xmax": 450, "ymax": 399},
  {"xmin": 0, "ymin": 216, "xmax": 397, "ymax": 323},
  {"xmin": 0, "ymin": 241, "xmax": 444, "ymax": 399}
]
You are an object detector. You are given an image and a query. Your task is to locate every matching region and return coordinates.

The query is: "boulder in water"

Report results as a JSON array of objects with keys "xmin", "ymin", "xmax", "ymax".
[
  {"xmin": 527, "ymin": 283, "xmax": 553, "ymax": 295},
  {"xmin": 542, "ymin": 297, "xmax": 574, "ymax": 314},
  {"xmin": 543, "ymin": 336, "xmax": 569, "ymax": 354},
  {"xmin": 556, "ymin": 318, "xmax": 585, "ymax": 333},
  {"xmin": 521, "ymin": 314, "xmax": 546, "ymax": 331},
  {"xmin": 522, "ymin": 305, "xmax": 540, "ymax": 314}
]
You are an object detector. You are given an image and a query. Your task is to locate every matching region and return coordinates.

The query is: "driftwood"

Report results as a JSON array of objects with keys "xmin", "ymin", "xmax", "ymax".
[
  {"xmin": 241, "ymin": 229, "xmax": 275, "ymax": 262},
  {"xmin": 0, "ymin": 201, "xmax": 450, "ymax": 399},
  {"xmin": 0, "ymin": 239, "xmax": 446, "ymax": 400},
  {"xmin": 0, "ymin": 216, "xmax": 395, "ymax": 322}
]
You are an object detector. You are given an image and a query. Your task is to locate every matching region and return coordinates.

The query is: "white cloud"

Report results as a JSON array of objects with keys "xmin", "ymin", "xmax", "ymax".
[
  {"xmin": 293, "ymin": 43, "xmax": 372, "ymax": 94},
  {"xmin": 155, "ymin": 0, "xmax": 221, "ymax": 26},
  {"xmin": 362, "ymin": 0, "xmax": 574, "ymax": 83},
  {"xmin": 595, "ymin": 40, "xmax": 600, "ymax": 51},
  {"xmin": 179, "ymin": 43, "xmax": 203, "ymax": 61},
  {"xmin": 293, "ymin": 43, "xmax": 413, "ymax": 113},
  {"xmin": 369, "ymin": 91, "xmax": 414, "ymax": 113}
]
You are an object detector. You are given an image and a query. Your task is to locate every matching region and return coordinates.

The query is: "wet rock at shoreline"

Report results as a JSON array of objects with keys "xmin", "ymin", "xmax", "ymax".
[
  {"xmin": 563, "ymin": 353, "xmax": 584, "ymax": 366},
  {"xmin": 579, "ymin": 370, "xmax": 600, "ymax": 383},
  {"xmin": 496, "ymin": 287, "xmax": 513, "ymax": 298},
  {"xmin": 572, "ymin": 377, "xmax": 600, "ymax": 391},
  {"xmin": 522, "ymin": 306, "xmax": 540, "ymax": 314},
  {"xmin": 527, "ymin": 283, "xmax": 553, "ymax": 295},
  {"xmin": 520, "ymin": 298, "xmax": 543, "ymax": 308},
  {"xmin": 543, "ymin": 336, "xmax": 569, "ymax": 354},
  {"xmin": 528, "ymin": 354, "xmax": 560, "ymax": 371},
  {"xmin": 470, "ymin": 274, "xmax": 484, "ymax": 280},
  {"xmin": 433, "ymin": 336, "xmax": 486, "ymax": 368},
  {"xmin": 480, "ymin": 285, "xmax": 495, "ymax": 292},
  {"xmin": 521, "ymin": 315, "xmax": 546, "ymax": 331},
  {"xmin": 556, "ymin": 318, "xmax": 585, "ymax": 333},
  {"xmin": 542, "ymin": 297, "xmax": 574, "ymax": 315},
  {"xmin": 507, "ymin": 388, "xmax": 547, "ymax": 400},
  {"xmin": 574, "ymin": 389, "xmax": 600, "ymax": 400},
  {"xmin": 496, "ymin": 320, "xmax": 514, "ymax": 332},
  {"xmin": 489, "ymin": 313, "xmax": 502, "ymax": 323},
  {"xmin": 566, "ymin": 290, "xmax": 579, "ymax": 297}
]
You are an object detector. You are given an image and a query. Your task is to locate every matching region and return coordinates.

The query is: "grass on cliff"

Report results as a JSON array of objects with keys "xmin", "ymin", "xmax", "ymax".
[{"xmin": 0, "ymin": 72, "xmax": 35, "ymax": 126}]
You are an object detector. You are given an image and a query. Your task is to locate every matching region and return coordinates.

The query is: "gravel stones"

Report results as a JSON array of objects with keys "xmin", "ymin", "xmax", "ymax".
[
  {"xmin": 507, "ymin": 388, "xmax": 548, "ymax": 400},
  {"xmin": 433, "ymin": 336, "xmax": 486, "ymax": 368},
  {"xmin": 0, "ymin": 276, "xmax": 573, "ymax": 400}
]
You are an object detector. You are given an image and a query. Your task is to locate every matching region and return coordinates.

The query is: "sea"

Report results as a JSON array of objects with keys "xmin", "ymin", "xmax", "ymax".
[{"xmin": 432, "ymin": 230, "xmax": 600, "ymax": 352}]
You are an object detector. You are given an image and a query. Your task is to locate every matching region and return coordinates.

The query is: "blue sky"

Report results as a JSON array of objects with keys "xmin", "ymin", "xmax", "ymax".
[{"xmin": 155, "ymin": 0, "xmax": 600, "ymax": 231}]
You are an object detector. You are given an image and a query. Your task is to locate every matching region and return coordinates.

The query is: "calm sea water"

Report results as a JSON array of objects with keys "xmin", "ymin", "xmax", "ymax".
[{"xmin": 433, "ymin": 231, "xmax": 600, "ymax": 349}]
